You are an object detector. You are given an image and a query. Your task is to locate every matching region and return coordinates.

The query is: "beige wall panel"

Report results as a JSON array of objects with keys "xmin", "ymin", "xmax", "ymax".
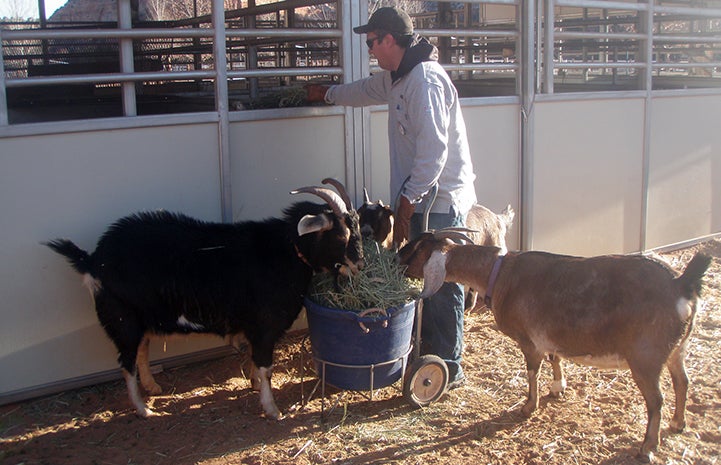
[
  {"xmin": 464, "ymin": 104, "xmax": 521, "ymax": 249},
  {"xmin": 368, "ymin": 103, "xmax": 520, "ymax": 249},
  {"xmin": 532, "ymin": 99, "xmax": 645, "ymax": 255},
  {"xmin": 646, "ymin": 94, "xmax": 721, "ymax": 249},
  {"xmin": 368, "ymin": 110, "xmax": 391, "ymax": 204},
  {"xmin": 229, "ymin": 115, "xmax": 346, "ymax": 220},
  {"xmin": 0, "ymin": 124, "xmax": 224, "ymax": 395}
]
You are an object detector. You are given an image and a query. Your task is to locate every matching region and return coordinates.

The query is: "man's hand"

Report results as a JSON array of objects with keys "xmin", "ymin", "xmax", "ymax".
[
  {"xmin": 305, "ymin": 84, "xmax": 330, "ymax": 103},
  {"xmin": 393, "ymin": 194, "xmax": 415, "ymax": 249}
]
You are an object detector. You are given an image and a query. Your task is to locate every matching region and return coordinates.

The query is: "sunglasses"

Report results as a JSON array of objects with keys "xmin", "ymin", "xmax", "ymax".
[
  {"xmin": 365, "ymin": 37, "xmax": 379, "ymax": 49},
  {"xmin": 366, "ymin": 32, "xmax": 388, "ymax": 49}
]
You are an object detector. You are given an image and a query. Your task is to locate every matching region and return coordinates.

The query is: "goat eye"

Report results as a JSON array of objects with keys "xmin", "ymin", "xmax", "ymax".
[{"xmin": 334, "ymin": 263, "xmax": 342, "ymax": 269}]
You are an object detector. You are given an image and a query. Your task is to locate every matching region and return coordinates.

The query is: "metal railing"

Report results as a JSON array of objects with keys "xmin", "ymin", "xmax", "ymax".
[{"xmin": 542, "ymin": 0, "xmax": 721, "ymax": 94}]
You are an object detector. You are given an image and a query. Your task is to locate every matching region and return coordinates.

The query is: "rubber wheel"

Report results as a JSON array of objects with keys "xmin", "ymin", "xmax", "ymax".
[{"xmin": 403, "ymin": 354, "xmax": 449, "ymax": 408}]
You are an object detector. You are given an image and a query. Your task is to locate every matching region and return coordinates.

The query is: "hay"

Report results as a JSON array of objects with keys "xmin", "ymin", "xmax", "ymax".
[
  {"xmin": 243, "ymin": 86, "xmax": 308, "ymax": 109},
  {"xmin": 307, "ymin": 239, "xmax": 422, "ymax": 311}
]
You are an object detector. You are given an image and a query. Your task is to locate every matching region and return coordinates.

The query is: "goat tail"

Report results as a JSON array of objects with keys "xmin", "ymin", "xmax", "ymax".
[
  {"xmin": 45, "ymin": 239, "xmax": 94, "ymax": 275},
  {"xmin": 676, "ymin": 253, "xmax": 713, "ymax": 299}
]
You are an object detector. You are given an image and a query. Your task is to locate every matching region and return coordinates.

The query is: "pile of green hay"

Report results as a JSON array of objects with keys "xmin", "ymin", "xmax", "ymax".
[
  {"xmin": 308, "ymin": 239, "xmax": 422, "ymax": 312},
  {"xmin": 244, "ymin": 87, "xmax": 308, "ymax": 109}
]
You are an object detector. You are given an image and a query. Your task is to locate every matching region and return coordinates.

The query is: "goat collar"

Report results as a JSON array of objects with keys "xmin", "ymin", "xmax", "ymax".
[{"xmin": 484, "ymin": 255, "xmax": 504, "ymax": 308}]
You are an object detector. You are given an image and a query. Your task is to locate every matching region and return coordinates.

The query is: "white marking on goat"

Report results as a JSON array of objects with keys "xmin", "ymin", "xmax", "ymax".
[
  {"xmin": 123, "ymin": 368, "xmax": 154, "ymax": 417},
  {"xmin": 676, "ymin": 297, "xmax": 692, "ymax": 321},
  {"xmin": 257, "ymin": 366, "xmax": 281, "ymax": 419},
  {"xmin": 82, "ymin": 273, "xmax": 101, "ymax": 294},
  {"xmin": 421, "ymin": 250, "xmax": 448, "ymax": 298},
  {"xmin": 550, "ymin": 379, "xmax": 567, "ymax": 395},
  {"xmin": 177, "ymin": 315, "xmax": 205, "ymax": 330},
  {"xmin": 531, "ymin": 332, "xmax": 628, "ymax": 370},
  {"xmin": 529, "ymin": 331, "xmax": 559, "ymax": 355}
]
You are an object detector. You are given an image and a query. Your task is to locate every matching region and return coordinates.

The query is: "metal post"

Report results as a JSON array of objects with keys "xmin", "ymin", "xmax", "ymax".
[
  {"xmin": 520, "ymin": 0, "xmax": 536, "ymax": 251},
  {"xmin": 543, "ymin": 0, "xmax": 555, "ymax": 94},
  {"xmin": 0, "ymin": 30, "xmax": 7, "ymax": 126},
  {"xmin": 38, "ymin": 0, "xmax": 49, "ymax": 66},
  {"xmin": 118, "ymin": 0, "xmax": 137, "ymax": 116},
  {"xmin": 213, "ymin": 0, "xmax": 233, "ymax": 223},
  {"xmin": 639, "ymin": 0, "xmax": 654, "ymax": 252},
  {"xmin": 348, "ymin": 0, "xmax": 368, "ymax": 206},
  {"xmin": 247, "ymin": 0, "xmax": 259, "ymax": 100}
]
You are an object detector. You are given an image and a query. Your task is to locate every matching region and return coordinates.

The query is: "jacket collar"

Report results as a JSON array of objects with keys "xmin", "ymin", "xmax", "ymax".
[{"xmin": 391, "ymin": 35, "xmax": 438, "ymax": 83}]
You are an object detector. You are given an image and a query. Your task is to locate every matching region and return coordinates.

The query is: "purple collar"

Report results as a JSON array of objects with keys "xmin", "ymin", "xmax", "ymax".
[{"xmin": 484, "ymin": 255, "xmax": 504, "ymax": 308}]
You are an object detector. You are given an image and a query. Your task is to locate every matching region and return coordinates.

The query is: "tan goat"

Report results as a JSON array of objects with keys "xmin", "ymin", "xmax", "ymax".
[{"xmin": 397, "ymin": 232, "xmax": 712, "ymax": 462}]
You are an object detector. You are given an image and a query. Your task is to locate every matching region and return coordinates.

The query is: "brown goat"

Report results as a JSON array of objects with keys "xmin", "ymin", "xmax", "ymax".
[
  {"xmin": 463, "ymin": 204, "xmax": 514, "ymax": 310},
  {"xmin": 398, "ymin": 233, "xmax": 712, "ymax": 462},
  {"xmin": 465, "ymin": 204, "xmax": 514, "ymax": 254}
]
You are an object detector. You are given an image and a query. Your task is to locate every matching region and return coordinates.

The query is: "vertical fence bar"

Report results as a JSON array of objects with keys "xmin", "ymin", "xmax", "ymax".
[
  {"xmin": 520, "ymin": 0, "xmax": 536, "ymax": 251},
  {"xmin": 639, "ymin": 0, "xmax": 654, "ymax": 252},
  {"xmin": 0, "ymin": 30, "xmax": 7, "ymax": 126},
  {"xmin": 247, "ymin": 0, "xmax": 259, "ymax": 100},
  {"xmin": 543, "ymin": 0, "xmax": 555, "ymax": 94},
  {"xmin": 118, "ymin": 0, "xmax": 137, "ymax": 117},
  {"xmin": 351, "ymin": 0, "xmax": 369, "ymax": 205},
  {"xmin": 213, "ymin": 0, "xmax": 233, "ymax": 223},
  {"xmin": 535, "ymin": 0, "xmax": 543, "ymax": 94}
]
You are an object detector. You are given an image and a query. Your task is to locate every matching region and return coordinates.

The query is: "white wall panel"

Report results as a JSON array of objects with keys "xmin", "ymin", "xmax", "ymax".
[
  {"xmin": 0, "ymin": 124, "xmax": 223, "ymax": 394},
  {"xmin": 229, "ymin": 115, "xmax": 347, "ymax": 220},
  {"xmin": 646, "ymin": 94, "xmax": 721, "ymax": 249},
  {"xmin": 368, "ymin": 103, "xmax": 521, "ymax": 249},
  {"xmin": 532, "ymin": 98, "xmax": 646, "ymax": 255},
  {"xmin": 464, "ymin": 103, "xmax": 521, "ymax": 249}
]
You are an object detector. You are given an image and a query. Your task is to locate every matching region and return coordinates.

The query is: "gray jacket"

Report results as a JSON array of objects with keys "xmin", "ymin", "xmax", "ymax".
[{"xmin": 325, "ymin": 37, "xmax": 476, "ymax": 215}]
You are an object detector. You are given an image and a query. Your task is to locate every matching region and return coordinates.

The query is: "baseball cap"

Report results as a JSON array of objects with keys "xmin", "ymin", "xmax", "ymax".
[{"xmin": 353, "ymin": 7, "xmax": 414, "ymax": 35}]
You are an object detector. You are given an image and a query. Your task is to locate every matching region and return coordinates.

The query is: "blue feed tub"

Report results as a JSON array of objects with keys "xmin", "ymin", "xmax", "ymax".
[{"xmin": 304, "ymin": 297, "xmax": 415, "ymax": 391}]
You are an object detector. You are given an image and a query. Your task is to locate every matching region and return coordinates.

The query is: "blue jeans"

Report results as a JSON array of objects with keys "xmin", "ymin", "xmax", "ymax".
[{"xmin": 410, "ymin": 207, "xmax": 466, "ymax": 383}]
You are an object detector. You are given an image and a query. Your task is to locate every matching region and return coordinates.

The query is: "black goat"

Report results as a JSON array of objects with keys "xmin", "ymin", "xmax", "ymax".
[{"xmin": 46, "ymin": 185, "xmax": 364, "ymax": 419}]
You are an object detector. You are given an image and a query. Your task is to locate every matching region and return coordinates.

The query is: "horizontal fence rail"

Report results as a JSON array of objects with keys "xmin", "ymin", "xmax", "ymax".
[{"xmin": 542, "ymin": 0, "xmax": 721, "ymax": 95}]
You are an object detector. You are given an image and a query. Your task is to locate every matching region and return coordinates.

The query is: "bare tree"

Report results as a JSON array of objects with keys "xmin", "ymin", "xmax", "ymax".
[
  {"xmin": 3, "ymin": 0, "xmax": 36, "ymax": 20},
  {"xmin": 368, "ymin": 0, "xmax": 426, "ymax": 16}
]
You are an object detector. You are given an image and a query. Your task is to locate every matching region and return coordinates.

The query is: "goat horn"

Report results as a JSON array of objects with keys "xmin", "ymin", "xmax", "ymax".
[
  {"xmin": 322, "ymin": 178, "xmax": 353, "ymax": 210},
  {"xmin": 363, "ymin": 187, "xmax": 371, "ymax": 204},
  {"xmin": 291, "ymin": 186, "xmax": 348, "ymax": 217},
  {"xmin": 431, "ymin": 228, "xmax": 479, "ymax": 244}
]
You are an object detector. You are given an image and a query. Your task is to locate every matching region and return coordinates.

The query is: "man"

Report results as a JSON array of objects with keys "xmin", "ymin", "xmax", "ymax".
[{"xmin": 306, "ymin": 7, "xmax": 476, "ymax": 390}]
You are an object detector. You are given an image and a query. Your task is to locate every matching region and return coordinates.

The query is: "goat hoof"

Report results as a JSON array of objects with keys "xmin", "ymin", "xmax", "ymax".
[
  {"xmin": 549, "ymin": 380, "xmax": 566, "ymax": 397},
  {"xmin": 520, "ymin": 404, "xmax": 536, "ymax": 418},
  {"xmin": 265, "ymin": 410, "xmax": 284, "ymax": 421},
  {"xmin": 669, "ymin": 419, "xmax": 686, "ymax": 433},
  {"xmin": 136, "ymin": 407, "xmax": 157, "ymax": 418},
  {"xmin": 636, "ymin": 450, "xmax": 653, "ymax": 463}
]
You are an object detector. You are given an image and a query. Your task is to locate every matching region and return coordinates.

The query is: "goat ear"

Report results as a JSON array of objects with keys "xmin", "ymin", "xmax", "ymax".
[
  {"xmin": 297, "ymin": 213, "xmax": 333, "ymax": 236},
  {"xmin": 420, "ymin": 250, "xmax": 448, "ymax": 298},
  {"xmin": 503, "ymin": 204, "xmax": 515, "ymax": 226}
]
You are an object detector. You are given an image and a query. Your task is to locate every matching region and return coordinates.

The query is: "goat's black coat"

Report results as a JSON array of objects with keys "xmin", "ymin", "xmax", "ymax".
[{"xmin": 46, "ymin": 202, "xmax": 362, "ymax": 373}]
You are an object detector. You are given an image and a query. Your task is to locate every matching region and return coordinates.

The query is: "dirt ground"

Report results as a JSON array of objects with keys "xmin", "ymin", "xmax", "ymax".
[{"xmin": 2, "ymin": 239, "xmax": 720, "ymax": 465}]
